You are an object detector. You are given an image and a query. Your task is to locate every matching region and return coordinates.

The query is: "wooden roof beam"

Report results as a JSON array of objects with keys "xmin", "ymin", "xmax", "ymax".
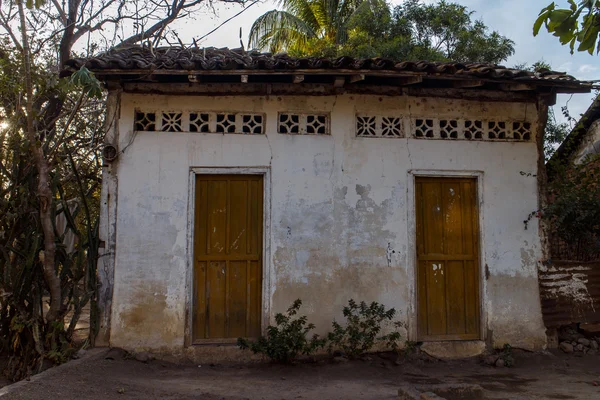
[
  {"xmin": 350, "ymin": 74, "xmax": 365, "ymax": 83},
  {"xmin": 451, "ymin": 79, "xmax": 484, "ymax": 88},
  {"xmin": 398, "ymin": 76, "xmax": 423, "ymax": 85},
  {"xmin": 334, "ymin": 76, "xmax": 345, "ymax": 87},
  {"xmin": 499, "ymin": 83, "xmax": 535, "ymax": 91}
]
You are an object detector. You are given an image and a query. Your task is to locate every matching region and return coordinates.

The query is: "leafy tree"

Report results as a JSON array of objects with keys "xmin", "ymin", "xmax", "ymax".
[
  {"xmin": 515, "ymin": 61, "xmax": 572, "ymax": 160},
  {"xmin": 0, "ymin": 0, "xmax": 245, "ymax": 380},
  {"xmin": 251, "ymin": 0, "xmax": 515, "ymax": 64},
  {"xmin": 388, "ymin": 0, "xmax": 514, "ymax": 63},
  {"xmin": 534, "ymin": 0, "xmax": 600, "ymax": 54},
  {"xmin": 545, "ymin": 107, "xmax": 571, "ymax": 160},
  {"xmin": 248, "ymin": 0, "xmax": 366, "ymax": 53}
]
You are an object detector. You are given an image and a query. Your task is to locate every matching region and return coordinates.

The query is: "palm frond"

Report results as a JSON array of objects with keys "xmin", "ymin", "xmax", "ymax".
[
  {"xmin": 278, "ymin": 0, "xmax": 321, "ymax": 32},
  {"xmin": 248, "ymin": 10, "xmax": 318, "ymax": 52}
]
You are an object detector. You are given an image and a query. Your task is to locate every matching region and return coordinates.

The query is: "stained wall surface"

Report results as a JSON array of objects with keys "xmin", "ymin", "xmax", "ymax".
[{"xmin": 107, "ymin": 93, "xmax": 546, "ymax": 353}]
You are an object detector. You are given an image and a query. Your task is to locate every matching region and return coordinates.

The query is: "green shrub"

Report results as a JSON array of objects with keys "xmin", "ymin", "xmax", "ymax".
[
  {"xmin": 499, "ymin": 343, "xmax": 514, "ymax": 367},
  {"xmin": 327, "ymin": 299, "xmax": 402, "ymax": 358},
  {"xmin": 237, "ymin": 299, "xmax": 325, "ymax": 363}
]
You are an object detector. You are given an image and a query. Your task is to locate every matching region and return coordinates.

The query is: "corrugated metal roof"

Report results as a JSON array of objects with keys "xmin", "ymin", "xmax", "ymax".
[{"xmin": 63, "ymin": 46, "xmax": 589, "ymax": 88}]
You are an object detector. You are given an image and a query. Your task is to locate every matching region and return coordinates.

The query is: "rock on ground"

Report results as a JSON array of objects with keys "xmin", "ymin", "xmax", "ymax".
[{"xmin": 560, "ymin": 342, "xmax": 574, "ymax": 353}]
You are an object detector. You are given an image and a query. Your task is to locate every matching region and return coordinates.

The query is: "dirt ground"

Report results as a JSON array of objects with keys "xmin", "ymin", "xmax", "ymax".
[{"xmin": 2, "ymin": 348, "xmax": 600, "ymax": 400}]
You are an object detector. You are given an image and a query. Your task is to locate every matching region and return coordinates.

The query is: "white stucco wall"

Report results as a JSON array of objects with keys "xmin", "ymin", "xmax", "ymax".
[
  {"xmin": 575, "ymin": 120, "xmax": 600, "ymax": 163},
  {"xmin": 107, "ymin": 92, "xmax": 546, "ymax": 353}
]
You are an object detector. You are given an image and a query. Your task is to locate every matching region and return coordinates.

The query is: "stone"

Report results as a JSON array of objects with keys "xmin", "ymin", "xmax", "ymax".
[
  {"xmin": 559, "ymin": 342, "xmax": 574, "ymax": 353},
  {"xmin": 76, "ymin": 349, "xmax": 87, "ymax": 359},
  {"xmin": 483, "ymin": 355, "xmax": 498, "ymax": 366},
  {"xmin": 105, "ymin": 347, "xmax": 126, "ymax": 360},
  {"xmin": 420, "ymin": 341, "xmax": 485, "ymax": 359},
  {"xmin": 592, "ymin": 341, "xmax": 599, "ymax": 351},
  {"xmin": 417, "ymin": 384, "xmax": 484, "ymax": 400},
  {"xmin": 558, "ymin": 325, "xmax": 582, "ymax": 342},
  {"xmin": 588, "ymin": 349, "xmax": 597, "ymax": 356},
  {"xmin": 495, "ymin": 359, "xmax": 505, "ymax": 368},
  {"xmin": 333, "ymin": 356, "xmax": 348, "ymax": 364},
  {"xmin": 576, "ymin": 344, "xmax": 584, "ymax": 352},
  {"xmin": 398, "ymin": 386, "xmax": 421, "ymax": 400},
  {"xmin": 135, "ymin": 351, "xmax": 152, "ymax": 363},
  {"xmin": 578, "ymin": 338, "xmax": 591, "ymax": 346},
  {"xmin": 420, "ymin": 392, "xmax": 445, "ymax": 400}
]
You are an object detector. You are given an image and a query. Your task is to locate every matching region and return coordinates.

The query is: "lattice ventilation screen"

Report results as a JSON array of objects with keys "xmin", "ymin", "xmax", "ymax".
[
  {"xmin": 134, "ymin": 111, "xmax": 265, "ymax": 134},
  {"xmin": 278, "ymin": 113, "xmax": 330, "ymax": 135},
  {"xmin": 356, "ymin": 114, "xmax": 532, "ymax": 141}
]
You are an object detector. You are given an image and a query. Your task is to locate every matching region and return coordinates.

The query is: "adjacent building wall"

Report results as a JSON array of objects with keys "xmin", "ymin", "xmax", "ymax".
[
  {"xmin": 575, "ymin": 120, "xmax": 600, "ymax": 163},
  {"xmin": 105, "ymin": 92, "xmax": 546, "ymax": 354}
]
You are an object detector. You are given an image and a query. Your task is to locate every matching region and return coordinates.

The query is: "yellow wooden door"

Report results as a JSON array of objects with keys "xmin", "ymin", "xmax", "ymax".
[
  {"xmin": 416, "ymin": 177, "xmax": 480, "ymax": 341},
  {"xmin": 193, "ymin": 175, "xmax": 263, "ymax": 342}
]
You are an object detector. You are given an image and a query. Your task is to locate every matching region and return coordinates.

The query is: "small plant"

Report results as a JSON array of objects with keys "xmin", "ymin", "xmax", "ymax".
[
  {"xmin": 498, "ymin": 343, "xmax": 514, "ymax": 367},
  {"xmin": 237, "ymin": 299, "xmax": 325, "ymax": 363},
  {"xmin": 327, "ymin": 299, "xmax": 401, "ymax": 359},
  {"xmin": 403, "ymin": 340, "xmax": 418, "ymax": 354}
]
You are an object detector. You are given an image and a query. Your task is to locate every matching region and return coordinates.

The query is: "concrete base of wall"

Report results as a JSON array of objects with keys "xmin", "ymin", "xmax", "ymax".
[{"xmin": 420, "ymin": 341, "xmax": 486, "ymax": 359}]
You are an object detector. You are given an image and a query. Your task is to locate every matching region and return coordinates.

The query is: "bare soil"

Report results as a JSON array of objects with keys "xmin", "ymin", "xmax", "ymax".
[{"xmin": 3, "ymin": 349, "xmax": 600, "ymax": 399}]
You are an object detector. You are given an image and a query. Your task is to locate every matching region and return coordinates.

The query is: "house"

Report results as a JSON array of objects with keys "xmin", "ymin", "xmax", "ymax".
[
  {"xmin": 64, "ymin": 47, "xmax": 592, "ymax": 358},
  {"xmin": 539, "ymin": 95, "xmax": 600, "ymax": 335},
  {"xmin": 549, "ymin": 95, "xmax": 600, "ymax": 169}
]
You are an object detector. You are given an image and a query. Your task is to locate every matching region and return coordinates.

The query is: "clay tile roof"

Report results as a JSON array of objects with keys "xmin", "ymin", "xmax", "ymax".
[{"xmin": 63, "ymin": 46, "xmax": 591, "ymax": 89}]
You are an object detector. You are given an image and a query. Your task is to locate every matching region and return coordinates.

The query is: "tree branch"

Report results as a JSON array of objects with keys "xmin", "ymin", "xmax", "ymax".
[{"xmin": 51, "ymin": 0, "xmax": 68, "ymax": 24}]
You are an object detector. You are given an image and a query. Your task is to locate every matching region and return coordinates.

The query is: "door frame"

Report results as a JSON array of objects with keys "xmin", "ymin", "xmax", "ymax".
[
  {"xmin": 185, "ymin": 167, "xmax": 271, "ymax": 346},
  {"xmin": 406, "ymin": 170, "xmax": 487, "ymax": 343}
]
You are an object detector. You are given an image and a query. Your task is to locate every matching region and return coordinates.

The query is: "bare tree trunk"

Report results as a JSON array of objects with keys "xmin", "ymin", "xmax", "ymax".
[{"xmin": 17, "ymin": 0, "xmax": 61, "ymax": 323}]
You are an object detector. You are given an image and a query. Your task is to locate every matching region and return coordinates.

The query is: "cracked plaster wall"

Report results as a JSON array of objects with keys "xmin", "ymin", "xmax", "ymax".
[{"xmin": 108, "ymin": 93, "xmax": 546, "ymax": 352}]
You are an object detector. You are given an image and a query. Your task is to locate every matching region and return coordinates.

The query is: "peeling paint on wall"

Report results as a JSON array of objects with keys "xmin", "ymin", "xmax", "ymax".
[
  {"xmin": 539, "ymin": 261, "xmax": 600, "ymax": 328},
  {"xmin": 108, "ymin": 93, "xmax": 545, "ymax": 352}
]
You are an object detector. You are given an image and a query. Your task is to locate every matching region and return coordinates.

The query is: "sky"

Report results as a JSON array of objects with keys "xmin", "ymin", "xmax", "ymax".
[{"xmin": 170, "ymin": 0, "xmax": 599, "ymax": 125}]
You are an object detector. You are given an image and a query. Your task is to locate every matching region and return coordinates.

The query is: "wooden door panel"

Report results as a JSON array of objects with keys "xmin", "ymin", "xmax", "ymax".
[
  {"xmin": 247, "ymin": 260, "xmax": 262, "ymax": 338},
  {"xmin": 228, "ymin": 261, "xmax": 248, "ymax": 338},
  {"xmin": 464, "ymin": 260, "xmax": 479, "ymax": 335},
  {"xmin": 446, "ymin": 260, "xmax": 466, "ymax": 335},
  {"xmin": 425, "ymin": 261, "xmax": 447, "ymax": 336},
  {"xmin": 207, "ymin": 261, "xmax": 226, "ymax": 338},
  {"xmin": 228, "ymin": 180, "xmax": 248, "ymax": 255},
  {"xmin": 416, "ymin": 177, "xmax": 480, "ymax": 341},
  {"xmin": 193, "ymin": 175, "xmax": 263, "ymax": 342},
  {"xmin": 442, "ymin": 182, "xmax": 463, "ymax": 255},
  {"xmin": 207, "ymin": 181, "xmax": 227, "ymax": 255}
]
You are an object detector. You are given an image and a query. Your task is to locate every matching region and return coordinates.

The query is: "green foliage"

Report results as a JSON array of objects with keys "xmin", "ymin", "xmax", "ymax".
[
  {"xmin": 403, "ymin": 340, "xmax": 418, "ymax": 354},
  {"xmin": 545, "ymin": 107, "xmax": 570, "ymax": 160},
  {"xmin": 533, "ymin": 155, "xmax": 600, "ymax": 260},
  {"xmin": 237, "ymin": 299, "xmax": 326, "ymax": 363},
  {"xmin": 534, "ymin": 1, "xmax": 600, "ymax": 54},
  {"xmin": 248, "ymin": 0, "xmax": 361, "ymax": 53},
  {"xmin": 24, "ymin": 0, "xmax": 46, "ymax": 9},
  {"xmin": 513, "ymin": 61, "xmax": 570, "ymax": 160},
  {"xmin": 387, "ymin": 0, "xmax": 514, "ymax": 63},
  {"xmin": 0, "ymin": 38, "xmax": 103, "ymax": 379},
  {"xmin": 327, "ymin": 299, "xmax": 401, "ymax": 358},
  {"xmin": 253, "ymin": 0, "xmax": 514, "ymax": 64},
  {"xmin": 70, "ymin": 67, "xmax": 103, "ymax": 99}
]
